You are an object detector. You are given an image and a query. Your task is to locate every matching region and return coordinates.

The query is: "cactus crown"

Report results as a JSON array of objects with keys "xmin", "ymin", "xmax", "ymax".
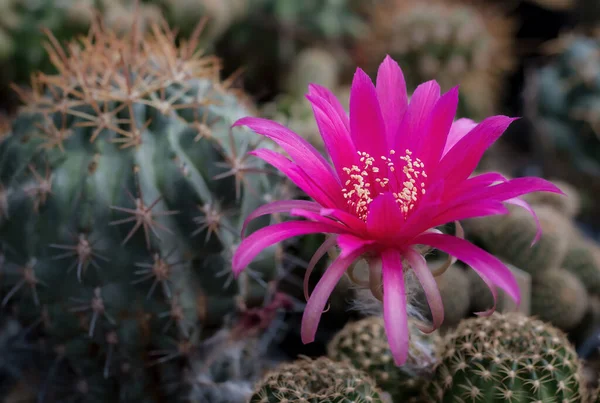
[
  {"xmin": 250, "ymin": 356, "xmax": 384, "ymax": 403},
  {"xmin": 426, "ymin": 313, "xmax": 586, "ymax": 402}
]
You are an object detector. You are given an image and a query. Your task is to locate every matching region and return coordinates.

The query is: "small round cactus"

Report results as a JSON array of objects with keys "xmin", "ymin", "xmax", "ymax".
[
  {"xmin": 249, "ymin": 356, "xmax": 384, "ymax": 403},
  {"xmin": 521, "ymin": 179, "xmax": 581, "ymax": 218},
  {"xmin": 562, "ymin": 233, "xmax": 600, "ymax": 297},
  {"xmin": 327, "ymin": 316, "xmax": 440, "ymax": 402},
  {"xmin": 463, "ymin": 205, "xmax": 571, "ymax": 276},
  {"xmin": 531, "ymin": 268, "xmax": 589, "ymax": 331},
  {"xmin": 424, "ymin": 312, "xmax": 587, "ymax": 402}
]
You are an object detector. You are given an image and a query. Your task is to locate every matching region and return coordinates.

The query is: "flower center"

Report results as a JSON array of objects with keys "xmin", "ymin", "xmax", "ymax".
[{"xmin": 341, "ymin": 149, "xmax": 427, "ymax": 221}]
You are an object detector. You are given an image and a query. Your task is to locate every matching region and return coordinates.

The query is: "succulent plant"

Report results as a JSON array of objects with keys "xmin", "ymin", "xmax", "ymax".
[
  {"xmin": 531, "ymin": 268, "xmax": 589, "ymax": 331},
  {"xmin": 562, "ymin": 230, "xmax": 600, "ymax": 297},
  {"xmin": 463, "ymin": 204, "xmax": 571, "ymax": 276},
  {"xmin": 521, "ymin": 179, "xmax": 581, "ymax": 218},
  {"xmin": 327, "ymin": 316, "xmax": 439, "ymax": 402},
  {"xmin": 429, "ymin": 263, "xmax": 471, "ymax": 328},
  {"xmin": 526, "ymin": 33, "xmax": 600, "ymax": 220},
  {"xmin": 249, "ymin": 356, "xmax": 384, "ymax": 403},
  {"xmin": 357, "ymin": 0, "xmax": 515, "ymax": 119},
  {"xmin": 0, "ymin": 16, "xmax": 286, "ymax": 401},
  {"xmin": 423, "ymin": 313, "xmax": 587, "ymax": 402}
]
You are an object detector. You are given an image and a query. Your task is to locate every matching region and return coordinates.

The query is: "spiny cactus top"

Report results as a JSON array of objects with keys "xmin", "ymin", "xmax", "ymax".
[
  {"xmin": 0, "ymin": 16, "xmax": 283, "ymax": 401},
  {"xmin": 425, "ymin": 313, "xmax": 587, "ymax": 402},
  {"xmin": 232, "ymin": 54, "xmax": 563, "ymax": 366},
  {"xmin": 249, "ymin": 356, "xmax": 384, "ymax": 403}
]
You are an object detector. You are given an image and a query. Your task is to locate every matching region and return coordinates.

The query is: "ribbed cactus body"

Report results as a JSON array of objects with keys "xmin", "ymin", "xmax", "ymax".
[
  {"xmin": 424, "ymin": 313, "xmax": 586, "ymax": 402},
  {"xmin": 327, "ymin": 316, "xmax": 439, "ymax": 402},
  {"xmin": 249, "ymin": 356, "xmax": 384, "ymax": 403},
  {"xmin": 563, "ymin": 235, "xmax": 600, "ymax": 297},
  {"xmin": 0, "ymin": 19, "xmax": 282, "ymax": 401},
  {"xmin": 431, "ymin": 264, "xmax": 471, "ymax": 328},
  {"xmin": 464, "ymin": 205, "xmax": 570, "ymax": 276}
]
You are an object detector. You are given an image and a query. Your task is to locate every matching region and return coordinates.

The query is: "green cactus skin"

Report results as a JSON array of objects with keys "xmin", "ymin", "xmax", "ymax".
[
  {"xmin": 327, "ymin": 316, "xmax": 439, "ymax": 402},
  {"xmin": 465, "ymin": 261, "xmax": 514, "ymax": 314},
  {"xmin": 463, "ymin": 205, "xmax": 571, "ymax": 277},
  {"xmin": 249, "ymin": 356, "xmax": 384, "ymax": 403},
  {"xmin": 0, "ymin": 19, "xmax": 283, "ymax": 401},
  {"xmin": 423, "ymin": 313, "xmax": 588, "ymax": 402},
  {"xmin": 360, "ymin": 0, "xmax": 514, "ymax": 119},
  {"xmin": 562, "ymin": 233, "xmax": 600, "ymax": 297},
  {"xmin": 531, "ymin": 268, "xmax": 589, "ymax": 331}
]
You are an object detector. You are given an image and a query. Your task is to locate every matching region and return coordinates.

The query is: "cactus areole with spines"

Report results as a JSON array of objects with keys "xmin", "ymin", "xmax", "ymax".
[{"xmin": 0, "ymin": 16, "xmax": 284, "ymax": 401}]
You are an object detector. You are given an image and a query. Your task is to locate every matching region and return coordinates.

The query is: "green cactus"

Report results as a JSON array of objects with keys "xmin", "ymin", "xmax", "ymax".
[
  {"xmin": 249, "ymin": 356, "xmax": 384, "ymax": 403},
  {"xmin": 430, "ymin": 263, "xmax": 471, "ymax": 328},
  {"xmin": 531, "ymin": 268, "xmax": 589, "ymax": 331},
  {"xmin": 465, "ymin": 262, "xmax": 515, "ymax": 314},
  {"xmin": 327, "ymin": 316, "xmax": 439, "ymax": 402},
  {"xmin": 463, "ymin": 204, "xmax": 571, "ymax": 276},
  {"xmin": 521, "ymin": 179, "xmax": 581, "ymax": 218},
  {"xmin": 562, "ymin": 231, "xmax": 600, "ymax": 297},
  {"xmin": 359, "ymin": 0, "xmax": 515, "ymax": 119},
  {"xmin": 423, "ymin": 313, "xmax": 587, "ymax": 402},
  {"xmin": 0, "ymin": 18, "xmax": 284, "ymax": 401}
]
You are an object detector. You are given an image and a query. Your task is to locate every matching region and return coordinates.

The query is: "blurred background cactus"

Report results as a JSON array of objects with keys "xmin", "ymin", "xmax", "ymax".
[{"xmin": 356, "ymin": 0, "xmax": 516, "ymax": 120}]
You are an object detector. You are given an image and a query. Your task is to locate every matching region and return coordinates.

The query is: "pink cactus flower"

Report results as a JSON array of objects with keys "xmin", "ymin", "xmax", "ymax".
[{"xmin": 231, "ymin": 56, "xmax": 562, "ymax": 365}]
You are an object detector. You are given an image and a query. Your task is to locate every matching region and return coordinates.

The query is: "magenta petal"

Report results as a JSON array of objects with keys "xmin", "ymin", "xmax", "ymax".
[
  {"xmin": 505, "ymin": 197, "xmax": 542, "ymax": 245},
  {"xmin": 307, "ymin": 93, "xmax": 357, "ymax": 175},
  {"xmin": 404, "ymin": 248, "xmax": 444, "ymax": 333},
  {"xmin": 337, "ymin": 234, "xmax": 375, "ymax": 256},
  {"xmin": 471, "ymin": 270, "xmax": 499, "ymax": 316},
  {"xmin": 320, "ymin": 208, "xmax": 367, "ymax": 232},
  {"xmin": 475, "ymin": 177, "xmax": 565, "ymax": 202},
  {"xmin": 301, "ymin": 244, "xmax": 367, "ymax": 344},
  {"xmin": 233, "ymin": 117, "xmax": 339, "ymax": 183},
  {"xmin": 308, "ymin": 83, "xmax": 350, "ymax": 132},
  {"xmin": 349, "ymin": 68, "xmax": 388, "ymax": 156},
  {"xmin": 416, "ymin": 86, "xmax": 459, "ymax": 167},
  {"xmin": 289, "ymin": 208, "xmax": 356, "ymax": 233},
  {"xmin": 381, "ymin": 249, "xmax": 409, "ymax": 366},
  {"xmin": 241, "ymin": 200, "xmax": 322, "ymax": 238},
  {"xmin": 442, "ymin": 118, "xmax": 478, "ymax": 157},
  {"xmin": 249, "ymin": 149, "xmax": 341, "ymax": 208},
  {"xmin": 394, "ymin": 80, "xmax": 441, "ymax": 152},
  {"xmin": 304, "ymin": 235, "xmax": 339, "ymax": 301},
  {"xmin": 366, "ymin": 193, "xmax": 405, "ymax": 239},
  {"xmin": 413, "ymin": 233, "xmax": 520, "ymax": 306},
  {"xmin": 233, "ymin": 221, "xmax": 348, "ymax": 276},
  {"xmin": 435, "ymin": 116, "xmax": 517, "ymax": 185},
  {"xmin": 376, "ymin": 55, "xmax": 408, "ymax": 144}
]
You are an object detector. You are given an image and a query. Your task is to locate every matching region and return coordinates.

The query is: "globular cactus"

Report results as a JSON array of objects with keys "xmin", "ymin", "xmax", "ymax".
[
  {"xmin": 249, "ymin": 356, "xmax": 384, "ymax": 403},
  {"xmin": 327, "ymin": 316, "xmax": 440, "ymax": 402},
  {"xmin": 531, "ymin": 268, "xmax": 589, "ymax": 331},
  {"xmin": 0, "ymin": 17, "xmax": 285, "ymax": 401},
  {"xmin": 423, "ymin": 313, "xmax": 587, "ymax": 402},
  {"xmin": 521, "ymin": 179, "xmax": 581, "ymax": 219},
  {"xmin": 562, "ymin": 231, "xmax": 600, "ymax": 297},
  {"xmin": 358, "ymin": 0, "xmax": 515, "ymax": 119},
  {"xmin": 463, "ymin": 204, "xmax": 571, "ymax": 276},
  {"xmin": 429, "ymin": 263, "xmax": 471, "ymax": 328}
]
